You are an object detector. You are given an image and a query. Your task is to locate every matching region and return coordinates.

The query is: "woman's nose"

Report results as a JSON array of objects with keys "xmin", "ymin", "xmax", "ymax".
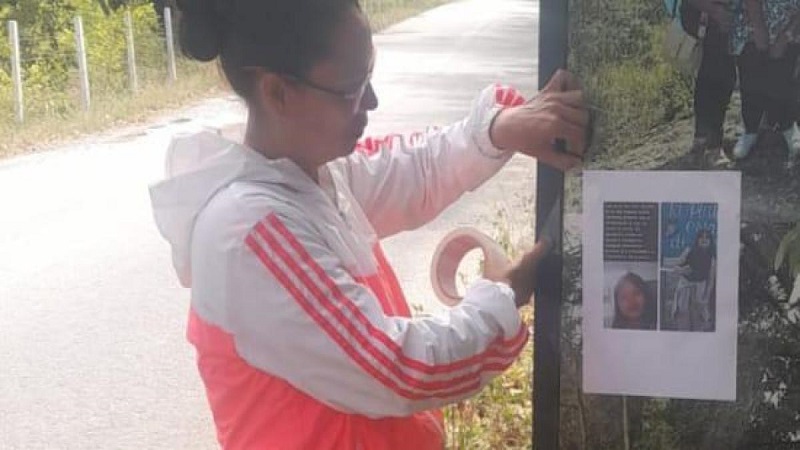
[{"xmin": 360, "ymin": 82, "xmax": 378, "ymax": 111}]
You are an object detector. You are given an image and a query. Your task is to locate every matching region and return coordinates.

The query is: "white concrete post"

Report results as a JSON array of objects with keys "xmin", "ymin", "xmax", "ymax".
[
  {"xmin": 74, "ymin": 16, "xmax": 91, "ymax": 111},
  {"xmin": 8, "ymin": 20, "xmax": 23, "ymax": 123},
  {"xmin": 124, "ymin": 11, "xmax": 138, "ymax": 92},
  {"xmin": 164, "ymin": 7, "xmax": 177, "ymax": 82}
]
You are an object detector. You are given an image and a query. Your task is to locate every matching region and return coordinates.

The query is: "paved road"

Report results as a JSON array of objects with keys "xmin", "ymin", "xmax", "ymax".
[{"xmin": 0, "ymin": 1, "xmax": 538, "ymax": 448}]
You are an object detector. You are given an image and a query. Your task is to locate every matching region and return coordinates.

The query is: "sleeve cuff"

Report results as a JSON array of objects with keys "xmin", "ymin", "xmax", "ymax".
[
  {"xmin": 473, "ymin": 105, "xmax": 510, "ymax": 160},
  {"xmin": 461, "ymin": 279, "xmax": 521, "ymax": 339}
]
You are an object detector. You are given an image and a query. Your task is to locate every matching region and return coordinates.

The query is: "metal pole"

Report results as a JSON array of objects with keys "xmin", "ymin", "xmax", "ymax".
[
  {"xmin": 74, "ymin": 16, "xmax": 91, "ymax": 111},
  {"xmin": 622, "ymin": 396, "xmax": 631, "ymax": 450},
  {"xmin": 8, "ymin": 20, "xmax": 23, "ymax": 123},
  {"xmin": 124, "ymin": 10, "xmax": 138, "ymax": 92},
  {"xmin": 534, "ymin": 0, "xmax": 569, "ymax": 448},
  {"xmin": 164, "ymin": 7, "xmax": 177, "ymax": 82}
]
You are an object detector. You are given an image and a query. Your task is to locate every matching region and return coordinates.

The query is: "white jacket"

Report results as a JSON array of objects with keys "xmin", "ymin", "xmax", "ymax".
[{"xmin": 149, "ymin": 85, "xmax": 528, "ymax": 422}]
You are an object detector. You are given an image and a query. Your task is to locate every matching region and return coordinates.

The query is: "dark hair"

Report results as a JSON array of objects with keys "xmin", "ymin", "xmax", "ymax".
[
  {"xmin": 612, "ymin": 272, "xmax": 655, "ymax": 330},
  {"xmin": 177, "ymin": 0, "xmax": 362, "ymax": 102},
  {"xmin": 692, "ymin": 229, "xmax": 716, "ymax": 253}
]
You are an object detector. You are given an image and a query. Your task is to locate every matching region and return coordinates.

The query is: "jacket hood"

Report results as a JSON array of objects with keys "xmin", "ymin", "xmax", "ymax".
[{"xmin": 149, "ymin": 131, "xmax": 314, "ymax": 287}]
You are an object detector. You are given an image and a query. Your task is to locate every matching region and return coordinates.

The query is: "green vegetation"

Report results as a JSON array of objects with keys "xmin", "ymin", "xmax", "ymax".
[
  {"xmin": 0, "ymin": 1, "xmax": 168, "ymax": 121},
  {"xmin": 570, "ymin": 0, "xmax": 693, "ymax": 155},
  {"xmin": 0, "ymin": 0, "xmax": 216, "ymax": 156},
  {"xmin": 0, "ymin": 0, "xmax": 452, "ymax": 157}
]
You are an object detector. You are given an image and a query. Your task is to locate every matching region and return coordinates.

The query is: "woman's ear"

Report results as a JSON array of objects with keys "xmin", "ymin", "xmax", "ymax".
[{"xmin": 254, "ymin": 71, "xmax": 289, "ymax": 114}]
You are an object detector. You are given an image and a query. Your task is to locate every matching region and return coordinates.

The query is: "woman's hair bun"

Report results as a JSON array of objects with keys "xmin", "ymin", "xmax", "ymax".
[{"xmin": 177, "ymin": 0, "xmax": 230, "ymax": 62}]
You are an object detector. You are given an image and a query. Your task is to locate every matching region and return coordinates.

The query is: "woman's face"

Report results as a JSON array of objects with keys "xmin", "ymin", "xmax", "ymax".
[
  {"xmin": 617, "ymin": 279, "xmax": 645, "ymax": 322},
  {"xmin": 283, "ymin": 6, "xmax": 378, "ymax": 167}
]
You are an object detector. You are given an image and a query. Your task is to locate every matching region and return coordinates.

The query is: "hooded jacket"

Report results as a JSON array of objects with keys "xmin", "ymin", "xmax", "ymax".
[{"xmin": 149, "ymin": 84, "xmax": 529, "ymax": 449}]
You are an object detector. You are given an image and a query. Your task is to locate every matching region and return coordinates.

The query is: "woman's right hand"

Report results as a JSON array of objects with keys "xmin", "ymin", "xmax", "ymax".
[{"xmin": 489, "ymin": 69, "xmax": 589, "ymax": 172}]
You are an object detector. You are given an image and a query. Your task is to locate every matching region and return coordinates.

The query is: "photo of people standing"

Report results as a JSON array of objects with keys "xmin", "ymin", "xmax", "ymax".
[
  {"xmin": 660, "ymin": 203, "xmax": 718, "ymax": 332},
  {"xmin": 571, "ymin": 0, "xmax": 799, "ymax": 223},
  {"xmin": 730, "ymin": 0, "xmax": 800, "ymax": 168},
  {"xmin": 686, "ymin": 0, "xmax": 800, "ymax": 170},
  {"xmin": 663, "ymin": 229, "xmax": 717, "ymax": 331}
]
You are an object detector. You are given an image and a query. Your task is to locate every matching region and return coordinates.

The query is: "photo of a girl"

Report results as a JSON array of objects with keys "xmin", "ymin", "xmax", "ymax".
[
  {"xmin": 611, "ymin": 272, "xmax": 658, "ymax": 330},
  {"xmin": 663, "ymin": 229, "xmax": 717, "ymax": 332}
]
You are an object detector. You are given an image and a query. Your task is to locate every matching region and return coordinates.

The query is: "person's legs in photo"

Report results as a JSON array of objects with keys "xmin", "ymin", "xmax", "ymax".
[
  {"xmin": 700, "ymin": 280, "xmax": 715, "ymax": 331},
  {"xmin": 685, "ymin": 280, "xmax": 706, "ymax": 332},
  {"xmin": 793, "ymin": 51, "xmax": 800, "ymax": 170},
  {"xmin": 694, "ymin": 280, "xmax": 712, "ymax": 331},
  {"xmin": 735, "ymin": 43, "xmax": 769, "ymax": 161},
  {"xmin": 672, "ymin": 277, "xmax": 693, "ymax": 331},
  {"xmin": 772, "ymin": 45, "xmax": 800, "ymax": 170},
  {"xmin": 693, "ymin": 28, "xmax": 737, "ymax": 164}
]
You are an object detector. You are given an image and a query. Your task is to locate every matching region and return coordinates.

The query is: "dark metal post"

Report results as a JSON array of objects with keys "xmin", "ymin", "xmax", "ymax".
[{"xmin": 534, "ymin": 0, "xmax": 569, "ymax": 448}]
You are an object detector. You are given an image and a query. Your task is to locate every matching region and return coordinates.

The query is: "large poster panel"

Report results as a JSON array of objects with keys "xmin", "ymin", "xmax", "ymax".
[{"xmin": 557, "ymin": 0, "xmax": 800, "ymax": 448}]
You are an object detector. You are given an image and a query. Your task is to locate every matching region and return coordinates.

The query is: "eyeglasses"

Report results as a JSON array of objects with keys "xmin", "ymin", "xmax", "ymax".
[
  {"xmin": 241, "ymin": 63, "xmax": 374, "ymax": 113},
  {"xmin": 283, "ymin": 71, "xmax": 373, "ymax": 112}
]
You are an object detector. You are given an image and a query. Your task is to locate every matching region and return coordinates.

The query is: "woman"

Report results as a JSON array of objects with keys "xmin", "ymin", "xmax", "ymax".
[
  {"xmin": 730, "ymin": 0, "xmax": 800, "ymax": 168},
  {"xmin": 612, "ymin": 272, "xmax": 656, "ymax": 330},
  {"xmin": 670, "ymin": 229, "xmax": 717, "ymax": 331},
  {"xmin": 149, "ymin": 0, "xmax": 588, "ymax": 448}
]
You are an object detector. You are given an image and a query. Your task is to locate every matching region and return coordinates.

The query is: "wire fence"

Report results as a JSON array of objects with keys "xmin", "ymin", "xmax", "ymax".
[
  {"xmin": 0, "ymin": 0, "xmax": 446, "ymax": 129},
  {"xmin": 0, "ymin": 5, "xmax": 185, "ymax": 126}
]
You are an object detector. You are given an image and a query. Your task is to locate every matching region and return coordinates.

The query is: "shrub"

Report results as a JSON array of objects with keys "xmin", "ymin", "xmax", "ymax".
[
  {"xmin": 569, "ymin": 0, "xmax": 692, "ymax": 152},
  {"xmin": 1, "ymin": 1, "xmax": 170, "ymax": 121}
]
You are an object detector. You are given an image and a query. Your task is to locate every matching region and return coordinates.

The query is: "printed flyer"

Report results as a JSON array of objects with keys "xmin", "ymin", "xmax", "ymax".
[{"xmin": 582, "ymin": 171, "xmax": 741, "ymax": 401}]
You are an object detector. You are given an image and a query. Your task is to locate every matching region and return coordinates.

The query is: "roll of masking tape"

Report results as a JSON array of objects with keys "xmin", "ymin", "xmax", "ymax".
[{"xmin": 430, "ymin": 227, "xmax": 512, "ymax": 306}]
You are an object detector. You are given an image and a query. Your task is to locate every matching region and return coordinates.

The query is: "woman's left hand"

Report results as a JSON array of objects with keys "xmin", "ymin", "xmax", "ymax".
[
  {"xmin": 489, "ymin": 69, "xmax": 590, "ymax": 172},
  {"xmin": 502, "ymin": 240, "xmax": 552, "ymax": 308}
]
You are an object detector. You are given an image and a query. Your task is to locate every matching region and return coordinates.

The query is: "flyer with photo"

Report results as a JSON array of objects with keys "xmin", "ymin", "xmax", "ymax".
[{"xmin": 582, "ymin": 171, "xmax": 740, "ymax": 401}]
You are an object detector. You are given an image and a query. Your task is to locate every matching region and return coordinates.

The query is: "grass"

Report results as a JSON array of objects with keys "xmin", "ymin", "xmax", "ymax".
[
  {"xmin": 2, "ymin": 0, "xmax": 454, "ymax": 159},
  {"xmin": 2, "ymin": 62, "xmax": 221, "ymax": 158}
]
